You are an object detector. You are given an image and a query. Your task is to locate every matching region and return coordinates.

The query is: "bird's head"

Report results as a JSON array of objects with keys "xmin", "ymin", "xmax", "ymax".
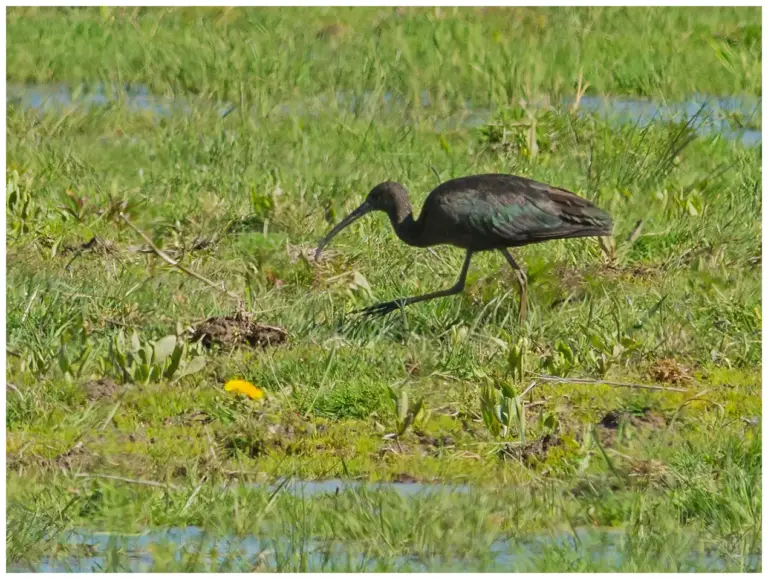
[
  {"xmin": 364, "ymin": 181, "xmax": 409, "ymax": 213},
  {"xmin": 315, "ymin": 181, "xmax": 410, "ymax": 260}
]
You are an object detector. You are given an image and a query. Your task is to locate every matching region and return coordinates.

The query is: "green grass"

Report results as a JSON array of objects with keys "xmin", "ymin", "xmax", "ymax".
[
  {"xmin": 6, "ymin": 6, "xmax": 762, "ymax": 572},
  {"xmin": 7, "ymin": 6, "xmax": 761, "ymax": 104}
]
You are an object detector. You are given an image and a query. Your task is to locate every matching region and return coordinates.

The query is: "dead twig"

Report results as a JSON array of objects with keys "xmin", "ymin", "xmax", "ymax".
[
  {"xmin": 625, "ymin": 220, "xmax": 644, "ymax": 245},
  {"xmin": 74, "ymin": 472, "xmax": 180, "ymax": 490},
  {"xmin": 570, "ymin": 69, "xmax": 590, "ymax": 113},
  {"xmin": 519, "ymin": 380, "xmax": 538, "ymax": 399},
  {"xmin": 204, "ymin": 425, "xmax": 218, "ymax": 463},
  {"xmin": 119, "ymin": 213, "xmax": 242, "ymax": 307},
  {"xmin": 6, "ymin": 383, "xmax": 24, "ymax": 400},
  {"xmin": 21, "ymin": 287, "xmax": 40, "ymax": 322},
  {"xmin": 529, "ymin": 373, "xmax": 687, "ymax": 393}
]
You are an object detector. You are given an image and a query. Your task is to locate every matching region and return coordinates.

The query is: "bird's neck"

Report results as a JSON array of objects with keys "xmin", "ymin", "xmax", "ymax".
[{"xmin": 388, "ymin": 203, "xmax": 427, "ymax": 247}]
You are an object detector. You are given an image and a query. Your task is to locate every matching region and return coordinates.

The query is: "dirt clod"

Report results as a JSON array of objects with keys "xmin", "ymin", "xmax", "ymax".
[
  {"xmin": 83, "ymin": 378, "xmax": 123, "ymax": 401},
  {"xmin": 190, "ymin": 312, "xmax": 288, "ymax": 349},
  {"xmin": 499, "ymin": 434, "xmax": 562, "ymax": 463},
  {"xmin": 597, "ymin": 407, "xmax": 667, "ymax": 447},
  {"xmin": 54, "ymin": 442, "xmax": 94, "ymax": 471},
  {"xmin": 649, "ymin": 358, "xmax": 692, "ymax": 384},
  {"xmin": 416, "ymin": 433, "xmax": 455, "ymax": 454},
  {"xmin": 599, "ymin": 410, "xmax": 625, "ymax": 429},
  {"xmin": 600, "ymin": 407, "xmax": 666, "ymax": 431}
]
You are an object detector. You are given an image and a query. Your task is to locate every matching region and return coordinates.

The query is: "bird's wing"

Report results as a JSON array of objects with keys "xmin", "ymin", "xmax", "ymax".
[
  {"xmin": 533, "ymin": 186, "xmax": 613, "ymax": 232},
  {"xmin": 443, "ymin": 183, "xmax": 610, "ymax": 246},
  {"xmin": 445, "ymin": 190, "xmax": 565, "ymax": 245}
]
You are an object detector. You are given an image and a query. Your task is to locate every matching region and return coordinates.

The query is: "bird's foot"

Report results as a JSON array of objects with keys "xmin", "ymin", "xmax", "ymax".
[{"xmin": 354, "ymin": 299, "xmax": 408, "ymax": 318}]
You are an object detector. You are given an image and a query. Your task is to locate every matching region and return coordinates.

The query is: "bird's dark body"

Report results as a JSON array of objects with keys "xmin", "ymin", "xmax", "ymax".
[
  {"xmin": 316, "ymin": 173, "xmax": 613, "ymax": 320},
  {"xmin": 396, "ymin": 174, "xmax": 612, "ymax": 251}
]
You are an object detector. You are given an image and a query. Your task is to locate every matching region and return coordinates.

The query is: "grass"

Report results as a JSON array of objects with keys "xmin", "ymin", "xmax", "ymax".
[
  {"xmin": 7, "ymin": 7, "xmax": 761, "ymax": 105},
  {"xmin": 6, "ymin": 6, "xmax": 762, "ymax": 572}
]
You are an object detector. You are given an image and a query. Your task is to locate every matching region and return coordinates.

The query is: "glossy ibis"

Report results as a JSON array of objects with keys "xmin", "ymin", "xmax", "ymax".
[{"xmin": 316, "ymin": 174, "xmax": 612, "ymax": 320}]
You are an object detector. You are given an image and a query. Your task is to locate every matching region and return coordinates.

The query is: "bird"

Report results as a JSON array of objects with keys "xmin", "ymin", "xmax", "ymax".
[{"xmin": 315, "ymin": 173, "xmax": 613, "ymax": 320}]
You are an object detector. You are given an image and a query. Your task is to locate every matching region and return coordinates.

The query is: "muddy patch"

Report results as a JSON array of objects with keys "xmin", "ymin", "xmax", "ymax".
[
  {"xmin": 600, "ymin": 407, "xmax": 666, "ymax": 430},
  {"xmin": 190, "ymin": 312, "xmax": 288, "ymax": 349},
  {"xmin": 415, "ymin": 432, "xmax": 456, "ymax": 456},
  {"xmin": 499, "ymin": 434, "xmax": 563, "ymax": 464},
  {"xmin": 83, "ymin": 378, "xmax": 124, "ymax": 402},
  {"xmin": 54, "ymin": 442, "xmax": 97, "ymax": 471},
  {"xmin": 648, "ymin": 358, "xmax": 692, "ymax": 384},
  {"xmin": 597, "ymin": 407, "xmax": 667, "ymax": 447}
]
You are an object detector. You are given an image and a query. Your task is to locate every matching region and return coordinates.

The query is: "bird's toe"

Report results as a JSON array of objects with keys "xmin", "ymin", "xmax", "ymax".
[{"xmin": 356, "ymin": 300, "xmax": 403, "ymax": 318}]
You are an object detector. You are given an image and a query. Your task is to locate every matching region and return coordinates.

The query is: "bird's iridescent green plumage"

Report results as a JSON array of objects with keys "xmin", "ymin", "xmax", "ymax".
[
  {"xmin": 315, "ymin": 173, "xmax": 613, "ymax": 320},
  {"xmin": 415, "ymin": 174, "xmax": 613, "ymax": 250}
]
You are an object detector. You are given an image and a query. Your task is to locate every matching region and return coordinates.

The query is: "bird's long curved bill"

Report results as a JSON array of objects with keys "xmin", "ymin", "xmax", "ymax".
[{"xmin": 315, "ymin": 201, "xmax": 373, "ymax": 261}]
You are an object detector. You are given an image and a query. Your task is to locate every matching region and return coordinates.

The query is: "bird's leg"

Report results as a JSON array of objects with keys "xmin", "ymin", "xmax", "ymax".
[
  {"xmin": 357, "ymin": 251, "xmax": 474, "ymax": 318},
  {"xmin": 501, "ymin": 248, "xmax": 528, "ymax": 323}
]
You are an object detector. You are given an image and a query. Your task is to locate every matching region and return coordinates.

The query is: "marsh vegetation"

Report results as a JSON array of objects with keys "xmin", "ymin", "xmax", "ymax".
[{"xmin": 6, "ymin": 6, "xmax": 761, "ymax": 571}]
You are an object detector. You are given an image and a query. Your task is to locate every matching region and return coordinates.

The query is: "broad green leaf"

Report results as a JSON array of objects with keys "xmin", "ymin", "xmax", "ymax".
[
  {"xmin": 172, "ymin": 356, "xmax": 207, "ymax": 383},
  {"xmin": 500, "ymin": 381, "xmax": 517, "ymax": 400},
  {"xmin": 138, "ymin": 363, "xmax": 152, "ymax": 385},
  {"xmin": 387, "ymin": 385, "xmax": 399, "ymax": 406},
  {"xmin": 165, "ymin": 343, "xmax": 185, "ymax": 379},
  {"xmin": 153, "ymin": 335, "xmax": 177, "ymax": 366},
  {"xmin": 412, "ymin": 398, "xmax": 425, "ymax": 423},
  {"xmin": 398, "ymin": 389, "xmax": 409, "ymax": 425},
  {"xmin": 130, "ymin": 330, "xmax": 141, "ymax": 353},
  {"xmin": 116, "ymin": 330, "xmax": 127, "ymax": 356}
]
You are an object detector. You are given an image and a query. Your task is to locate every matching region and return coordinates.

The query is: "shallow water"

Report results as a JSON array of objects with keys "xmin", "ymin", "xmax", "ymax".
[
  {"xmin": 7, "ymin": 82, "xmax": 761, "ymax": 146},
  {"xmin": 10, "ymin": 523, "xmax": 759, "ymax": 572},
  {"xmin": 6, "ymin": 82, "xmax": 234, "ymax": 119},
  {"xmin": 260, "ymin": 477, "xmax": 472, "ymax": 498},
  {"xmin": 571, "ymin": 94, "xmax": 761, "ymax": 146},
  {"xmin": 7, "ymin": 479, "xmax": 760, "ymax": 572}
]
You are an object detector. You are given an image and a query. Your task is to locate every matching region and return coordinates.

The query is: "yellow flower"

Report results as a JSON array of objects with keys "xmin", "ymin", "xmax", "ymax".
[{"xmin": 224, "ymin": 379, "xmax": 264, "ymax": 400}]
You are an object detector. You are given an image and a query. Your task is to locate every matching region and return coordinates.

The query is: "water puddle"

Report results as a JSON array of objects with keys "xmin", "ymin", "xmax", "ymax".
[
  {"xmin": 6, "ymin": 82, "xmax": 233, "ymax": 119},
  {"xmin": 258, "ymin": 477, "xmax": 472, "ymax": 498},
  {"xmin": 10, "ymin": 524, "xmax": 759, "ymax": 572},
  {"xmin": 570, "ymin": 94, "xmax": 761, "ymax": 146},
  {"xmin": 6, "ymin": 478, "xmax": 760, "ymax": 572},
  {"xmin": 7, "ymin": 82, "xmax": 761, "ymax": 146}
]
